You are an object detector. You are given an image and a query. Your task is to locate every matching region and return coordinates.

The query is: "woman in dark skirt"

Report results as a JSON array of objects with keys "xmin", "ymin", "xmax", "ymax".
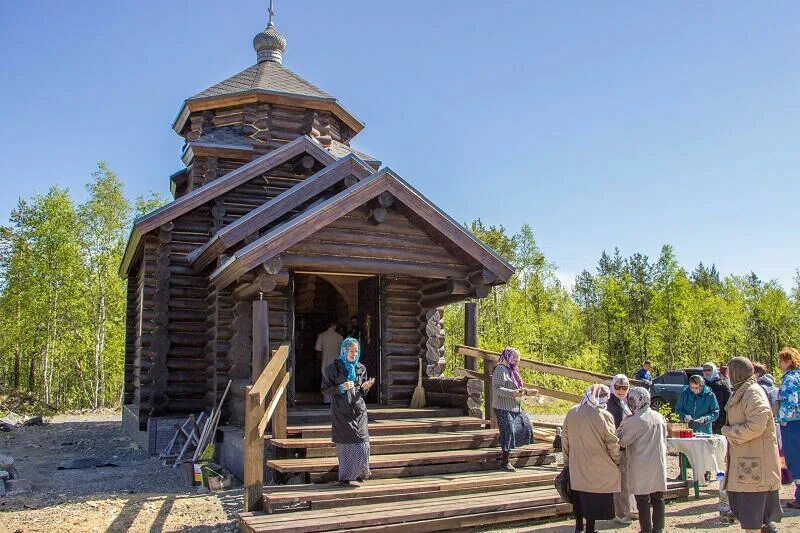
[
  {"xmin": 562, "ymin": 384, "xmax": 621, "ymax": 533},
  {"xmin": 320, "ymin": 337, "xmax": 375, "ymax": 486},
  {"xmin": 491, "ymin": 347, "xmax": 536, "ymax": 471},
  {"xmin": 722, "ymin": 356, "xmax": 782, "ymax": 533}
]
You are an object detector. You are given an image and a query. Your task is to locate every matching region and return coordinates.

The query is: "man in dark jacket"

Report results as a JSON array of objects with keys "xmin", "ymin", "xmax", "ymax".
[{"xmin": 702, "ymin": 362, "xmax": 731, "ymax": 434}]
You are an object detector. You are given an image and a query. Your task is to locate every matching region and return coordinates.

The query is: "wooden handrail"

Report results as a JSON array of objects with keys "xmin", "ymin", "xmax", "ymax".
[
  {"xmin": 244, "ymin": 340, "xmax": 290, "ymax": 512},
  {"xmin": 258, "ymin": 368, "xmax": 291, "ymax": 436},
  {"xmin": 250, "ymin": 343, "xmax": 290, "ymax": 405},
  {"xmin": 456, "ymin": 345, "xmax": 647, "ymax": 387},
  {"xmin": 455, "ymin": 367, "xmax": 581, "ymax": 403}
]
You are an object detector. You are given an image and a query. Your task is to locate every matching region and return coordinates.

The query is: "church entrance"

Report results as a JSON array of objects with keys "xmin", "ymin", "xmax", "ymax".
[{"xmin": 293, "ymin": 273, "xmax": 381, "ymax": 405}]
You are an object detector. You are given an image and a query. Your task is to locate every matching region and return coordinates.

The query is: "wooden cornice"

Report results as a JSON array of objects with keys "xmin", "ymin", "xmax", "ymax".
[
  {"xmin": 172, "ymin": 91, "xmax": 365, "ymax": 137},
  {"xmin": 118, "ymin": 135, "xmax": 336, "ymax": 278},
  {"xmin": 188, "ymin": 154, "xmax": 374, "ymax": 272}
]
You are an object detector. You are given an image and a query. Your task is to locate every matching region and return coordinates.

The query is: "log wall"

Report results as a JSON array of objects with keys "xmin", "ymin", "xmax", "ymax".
[{"xmin": 382, "ymin": 277, "xmax": 424, "ymax": 405}]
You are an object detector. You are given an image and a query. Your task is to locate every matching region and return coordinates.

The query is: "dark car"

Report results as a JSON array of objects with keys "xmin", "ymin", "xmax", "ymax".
[{"xmin": 649, "ymin": 368, "xmax": 704, "ymax": 410}]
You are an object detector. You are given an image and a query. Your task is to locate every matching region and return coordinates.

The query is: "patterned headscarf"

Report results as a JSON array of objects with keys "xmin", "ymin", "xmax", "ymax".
[
  {"xmin": 338, "ymin": 337, "xmax": 360, "ymax": 382},
  {"xmin": 499, "ymin": 347, "xmax": 524, "ymax": 389},
  {"xmin": 610, "ymin": 374, "xmax": 632, "ymax": 416},
  {"xmin": 627, "ymin": 386, "xmax": 651, "ymax": 414},
  {"xmin": 581, "ymin": 384, "xmax": 610, "ymax": 409},
  {"xmin": 702, "ymin": 362, "xmax": 720, "ymax": 381}
]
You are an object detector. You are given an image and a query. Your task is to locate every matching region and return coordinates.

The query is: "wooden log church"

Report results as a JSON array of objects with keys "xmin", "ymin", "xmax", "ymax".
[{"xmin": 119, "ymin": 7, "xmax": 514, "ymax": 451}]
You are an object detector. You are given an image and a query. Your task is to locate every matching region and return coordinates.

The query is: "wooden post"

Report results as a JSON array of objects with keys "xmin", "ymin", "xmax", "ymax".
[
  {"xmin": 464, "ymin": 302, "xmax": 478, "ymax": 371},
  {"xmin": 243, "ymin": 386, "xmax": 263, "ymax": 512},
  {"xmin": 272, "ymin": 376, "xmax": 288, "ymax": 439},
  {"xmin": 252, "ymin": 300, "xmax": 269, "ymax": 378},
  {"xmin": 483, "ymin": 358, "xmax": 496, "ymax": 427}
]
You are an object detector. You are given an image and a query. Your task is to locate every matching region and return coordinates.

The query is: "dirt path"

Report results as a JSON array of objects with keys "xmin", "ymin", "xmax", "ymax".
[
  {"xmin": 0, "ymin": 411, "xmax": 238, "ymax": 532},
  {"xmin": 1, "ymin": 412, "xmax": 799, "ymax": 532}
]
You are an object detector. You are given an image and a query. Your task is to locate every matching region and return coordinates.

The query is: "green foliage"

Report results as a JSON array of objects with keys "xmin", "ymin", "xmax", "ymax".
[
  {"xmin": 0, "ymin": 163, "xmax": 166, "ymax": 410},
  {"xmin": 446, "ymin": 221, "xmax": 800, "ymax": 390}
]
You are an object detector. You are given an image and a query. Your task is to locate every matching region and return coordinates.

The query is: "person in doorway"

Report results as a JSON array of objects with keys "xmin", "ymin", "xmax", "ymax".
[
  {"xmin": 634, "ymin": 361, "xmax": 653, "ymax": 388},
  {"xmin": 702, "ymin": 362, "xmax": 732, "ymax": 434},
  {"xmin": 562, "ymin": 384, "xmax": 621, "ymax": 533},
  {"xmin": 675, "ymin": 374, "xmax": 719, "ymax": 434},
  {"xmin": 316, "ymin": 319, "xmax": 343, "ymax": 404},
  {"xmin": 723, "ymin": 356, "xmax": 782, "ymax": 532},
  {"xmin": 607, "ymin": 374, "xmax": 636, "ymax": 525},
  {"xmin": 618, "ymin": 386, "xmax": 668, "ymax": 533},
  {"xmin": 777, "ymin": 347, "xmax": 800, "ymax": 509},
  {"xmin": 491, "ymin": 347, "xmax": 536, "ymax": 471},
  {"xmin": 321, "ymin": 337, "xmax": 375, "ymax": 487},
  {"xmin": 346, "ymin": 316, "xmax": 360, "ymax": 340}
]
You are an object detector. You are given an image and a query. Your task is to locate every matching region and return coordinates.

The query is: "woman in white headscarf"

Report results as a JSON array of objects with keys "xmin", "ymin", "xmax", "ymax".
[
  {"xmin": 562, "ymin": 384, "xmax": 621, "ymax": 533},
  {"xmin": 607, "ymin": 374, "xmax": 636, "ymax": 524},
  {"xmin": 618, "ymin": 386, "xmax": 668, "ymax": 533}
]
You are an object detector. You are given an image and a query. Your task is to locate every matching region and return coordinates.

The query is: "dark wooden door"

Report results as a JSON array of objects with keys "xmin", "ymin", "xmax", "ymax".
[{"xmin": 358, "ymin": 277, "xmax": 380, "ymax": 403}]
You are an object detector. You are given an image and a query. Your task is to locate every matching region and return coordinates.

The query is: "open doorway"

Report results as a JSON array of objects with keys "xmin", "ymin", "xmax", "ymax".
[{"xmin": 293, "ymin": 273, "xmax": 380, "ymax": 405}]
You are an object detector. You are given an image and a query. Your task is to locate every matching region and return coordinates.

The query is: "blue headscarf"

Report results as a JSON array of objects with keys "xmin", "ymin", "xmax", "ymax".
[{"xmin": 338, "ymin": 337, "xmax": 360, "ymax": 382}]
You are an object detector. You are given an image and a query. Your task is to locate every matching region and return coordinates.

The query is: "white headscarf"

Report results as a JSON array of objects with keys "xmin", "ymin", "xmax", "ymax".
[
  {"xmin": 580, "ymin": 384, "xmax": 610, "ymax": 409},
  {"xmin": 610, "ymin": 374, "xmax": 632, "ymax": 416}
]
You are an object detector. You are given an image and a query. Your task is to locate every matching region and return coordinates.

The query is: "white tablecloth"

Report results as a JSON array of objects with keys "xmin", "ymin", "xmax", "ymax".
[{"xmin": 667, "ymin": 435, "xmax": 727, "ymax": 485}]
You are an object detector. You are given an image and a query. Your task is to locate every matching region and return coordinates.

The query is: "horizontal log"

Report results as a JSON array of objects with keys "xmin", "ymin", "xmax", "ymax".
[
  {"xmin": 469, "ymin": 268, "xmax": 496, "ymax": 286},
  {"xmin": 281, "ymin": 254, "xmax": 467, "ymax": 279},
  {"xmin": 421, "ymin": 279, "xmax": 469, "ymax": 296},
  {"xmin": 290, "ymin": 240, "xmax": 460, "ymax": 266}
]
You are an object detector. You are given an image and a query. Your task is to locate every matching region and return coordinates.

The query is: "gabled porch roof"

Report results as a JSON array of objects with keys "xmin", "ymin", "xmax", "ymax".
[{"xmin": 210, "ymin": 168, "xmax": 515, "ymax": 289}]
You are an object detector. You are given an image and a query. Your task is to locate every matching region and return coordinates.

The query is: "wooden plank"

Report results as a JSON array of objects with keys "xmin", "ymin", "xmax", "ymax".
[
  {"xmin": 258, "ymin": 369, "xmax": 290, "ymax": 436},
  {"xmin": 457, "ymin": 345, "xmax": 648, "ymax": 387},
  {"xmin": 268, "ymin": 443, "xmax": 553, "ymax": 473},
  {"xmin": 455, "ymin": 368, "xmax": 582, "ymax": 403},
  {"xmin": 250, "ymin": 343, "xmax": 290, "ymax": 405},
  {"xmin": 290, "ymin": 416, "xmax": 490, "ymax": 438}
]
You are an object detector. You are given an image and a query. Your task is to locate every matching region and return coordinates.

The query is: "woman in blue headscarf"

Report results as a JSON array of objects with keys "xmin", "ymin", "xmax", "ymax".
[{"xmin": 321, "ymin": 337, "xmax": 375, "ymax": 486}]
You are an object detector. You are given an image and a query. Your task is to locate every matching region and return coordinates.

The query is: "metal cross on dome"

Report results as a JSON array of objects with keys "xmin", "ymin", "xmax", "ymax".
[{"xmin": 268, "ymin": 0, "xmax": 275, "ymax": 25}]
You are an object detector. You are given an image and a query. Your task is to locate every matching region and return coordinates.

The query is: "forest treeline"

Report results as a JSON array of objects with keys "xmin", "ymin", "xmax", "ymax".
[
  {"xmin": 444, "ymin": 221, "xmax": 800, "ymax": 392},
  {"xmin": 0, "ymin": 163, "xmax": 165, "ymax": 410},
  {"xmin": 1, "ymin": 165, "xmax": 798, "ymax": 410}
]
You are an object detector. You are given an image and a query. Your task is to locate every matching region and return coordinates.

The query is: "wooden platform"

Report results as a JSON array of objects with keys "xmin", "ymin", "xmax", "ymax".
[{"xmin": 240, "ymin": 409, "xmax": 691, "ymax": 532}]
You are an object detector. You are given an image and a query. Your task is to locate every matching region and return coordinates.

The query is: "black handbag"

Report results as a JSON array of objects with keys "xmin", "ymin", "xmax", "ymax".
[{"xmin": 554, "ymin": 466, "xmax": 572, "ymax": 503}]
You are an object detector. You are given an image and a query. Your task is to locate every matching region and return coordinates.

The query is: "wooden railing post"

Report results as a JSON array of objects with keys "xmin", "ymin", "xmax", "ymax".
[
  {"xmin": 464, "ymin": 302, "xmax": 478, "ymax": 371},
  {"xmin": 243, "ymin": 386, "xmax": 263, "ymax": 512},
  {"xmin": 271, "ymin": 370, "xmax": 287, "ymax": 439},
  {"xmin": 252, "ymin": 299, "xmax": 269, "ymax": 378},
  {"xmin": 483, "ymin": 357, "xmax": 496, "ymax": 427}
]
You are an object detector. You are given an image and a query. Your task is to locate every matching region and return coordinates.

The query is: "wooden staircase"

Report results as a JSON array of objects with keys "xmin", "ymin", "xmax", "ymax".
[{"xmin": 239, "ymin": 407, "xmax": 690, "ymax": 532}]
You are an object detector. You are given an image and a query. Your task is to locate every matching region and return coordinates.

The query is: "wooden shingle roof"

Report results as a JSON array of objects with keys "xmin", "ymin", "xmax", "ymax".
[{"xmin": 189, "ymin": 62, "xmax": 331, "ymax": 101}]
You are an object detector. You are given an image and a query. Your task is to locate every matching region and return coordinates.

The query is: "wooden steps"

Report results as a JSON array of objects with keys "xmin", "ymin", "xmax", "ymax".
[
  {"xmin": 287, "ymin": 416, "xmax": 490, "ymax": 438},
  {"xmin": 270, "ymin": 429, "xmax": 501, "ymax": 457},
  {"xmin": 269, "ymin": 443, "xmax": 555, "ymax": 482},
  {"xmin": 240, "ymin": 412, "xmax": 689, "ymax": 532},
  {"xmin": 262, "ymin": 466, "xmax": 560, "ymax": 512},
  {"xmin": 241, "ymin": 481, "xmax": 691, "ymax": 532}
]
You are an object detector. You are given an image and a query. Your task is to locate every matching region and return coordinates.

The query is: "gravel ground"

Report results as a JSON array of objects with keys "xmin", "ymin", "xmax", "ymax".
[{"xmin": 0, "ymin": 411, "xmax": 238, "ymax": 532}]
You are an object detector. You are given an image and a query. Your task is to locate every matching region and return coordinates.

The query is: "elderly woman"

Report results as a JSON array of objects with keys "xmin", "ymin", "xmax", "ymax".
[
  {"xmin": 562, "ymin": 384, "xmax": 621, "ymax": 533},
  {"xmin": 618, "ymin": 387, "xmax": 668, "ymax": 533},
  {"xmin": 777, "ymin": 347, "xmax": 800, "ymax": 509},
  {"xmin": 675, "ymin": 374, "xmax": 720, "ymax": 434},
  {"xmin": 321, "ymin": 337, "xmax": 375, "ymax": 487},
  {"xmin": 607, "ymin": 374, "xmax": 635, "ymax": 525},
  {"xmin": 702, "ymin": 362, "xmax": 732, "ymax": 434},
  {"xmin": 492, "ymin": 347, "xmax": 536, "ymax": 471},
  {"xmin": 722, "ymin": 356, "xmax": 782, "ymax": 533}
]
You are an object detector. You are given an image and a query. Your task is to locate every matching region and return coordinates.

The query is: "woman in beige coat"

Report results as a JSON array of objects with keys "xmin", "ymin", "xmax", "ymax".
[
  {"xmin": 562, "ymin": 384, "xmax": 621, "ymax": 533},
  {"xmin": 618, "ymin": 386, "xmax": 667, "ymax": 533},
  {"xmin": 722, "ymin": 357, "xmax": 782, "ymax": 533}
]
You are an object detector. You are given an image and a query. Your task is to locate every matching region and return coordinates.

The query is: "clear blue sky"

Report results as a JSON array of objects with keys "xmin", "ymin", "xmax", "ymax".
[{"xmin": 1, "ymin": 1, "xmax": 798, "ymax": 289}]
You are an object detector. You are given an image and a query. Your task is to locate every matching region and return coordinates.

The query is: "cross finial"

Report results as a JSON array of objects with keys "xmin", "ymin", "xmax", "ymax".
[{"xmin": 268, "ymin": 0, "xmax": 275, "ymax": 26}]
